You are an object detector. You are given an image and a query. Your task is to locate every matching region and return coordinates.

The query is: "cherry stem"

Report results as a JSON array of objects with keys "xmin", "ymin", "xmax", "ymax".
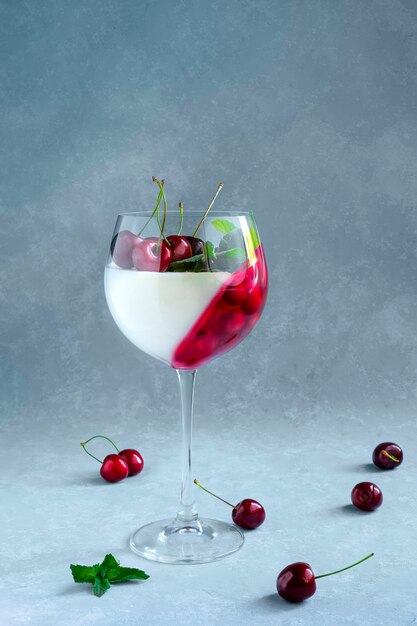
[
  {"xmin": 138, "ymin": 180, "xmax": 165, "ymax": 237},
  {"xmin": 178, "ymin": 202, "xmax": 184, "ymax": 235},
  {"xmin": 315, "ymin": 553, "xmax": 374, "ymax": 580},
  {"xmin": 152, "ymin": 176, "xmax": 170, "ymax": 245},
  {"xmin": 193, "ymin": 182, "xmax": 224, "ymax": 236},
  {"xmin": 381, "ymin": 449, "xmax": 399, "ymax": 462},
  {"xmin": 80, "ymin": 435, "xmax": 120, "ymax": 465},
  {"xmin": 194, "ymin": 479, "xmax": 234, "ymax": 508}
]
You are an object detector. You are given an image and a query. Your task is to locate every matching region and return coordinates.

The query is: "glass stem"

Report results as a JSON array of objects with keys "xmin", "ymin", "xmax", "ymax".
[{"xmin": 176, "ymin": 369, "xmax": 198, "ymax": 523}]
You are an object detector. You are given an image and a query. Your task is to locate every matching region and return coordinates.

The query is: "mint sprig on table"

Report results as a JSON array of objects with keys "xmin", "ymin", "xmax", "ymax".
[{"xmin": 70, "ymin": 553, "xmax": 149, "ymax": 597}]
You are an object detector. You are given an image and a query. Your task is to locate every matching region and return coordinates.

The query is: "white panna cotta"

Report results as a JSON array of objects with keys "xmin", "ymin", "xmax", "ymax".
[{"xmin": 104, "ymin": 267, "xmax": 231, "ymax": 365}]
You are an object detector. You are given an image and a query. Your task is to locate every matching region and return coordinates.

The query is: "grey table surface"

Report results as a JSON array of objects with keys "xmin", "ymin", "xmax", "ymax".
[
  {"xmin": 1, "ymin": 1, "xmax": 417, "ymax": 624},
  {"xmin": 1, "ymin": 382, "xmax": 417, "ymax": 626}
]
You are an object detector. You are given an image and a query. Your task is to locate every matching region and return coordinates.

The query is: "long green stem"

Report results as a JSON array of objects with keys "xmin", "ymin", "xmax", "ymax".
[
  {"xmin": 152, "ymin": 176, "xmax": 170, "ymax": 245},
  {"xmin": 194, "ymin": 479, "xmax": 234, "ymax": 508},
  {"xmin": 80, "ymin": 435, "xmax": 120, "ymax": 464},
  {"xmin": 152, "ymin": 178, "xmax": 165, "ymax": 237},
  {"xmin": 193, "ymin": 182, "xmax": 224, "ymax": 236},
  {"xmin": 138, "ymin": 183, "xmax": 164, "ymax": 237},
  {"xmin": 315, "ymin": 553, "xmax": 374, "ymax": 579},
  {"xmin": 177, "ymin": 202, "xmax": 184, "ymax": 235}
]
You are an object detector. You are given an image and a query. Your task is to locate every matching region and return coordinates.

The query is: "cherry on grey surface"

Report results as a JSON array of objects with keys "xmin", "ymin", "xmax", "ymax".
[{"xmin": 1, "ymin": 1, "xmax": 417, "ymax": 625}]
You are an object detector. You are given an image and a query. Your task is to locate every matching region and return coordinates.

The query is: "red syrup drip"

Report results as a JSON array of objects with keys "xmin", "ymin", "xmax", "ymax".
[{"xmin": 172, "ymin": 245, "xmax": 268, "ymax": 369}]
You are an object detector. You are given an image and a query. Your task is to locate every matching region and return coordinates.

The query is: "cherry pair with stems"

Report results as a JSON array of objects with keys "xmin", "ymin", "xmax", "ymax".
[{"xmin": 81, "ymin": 435, "xmax": 144, "ymax": 482}]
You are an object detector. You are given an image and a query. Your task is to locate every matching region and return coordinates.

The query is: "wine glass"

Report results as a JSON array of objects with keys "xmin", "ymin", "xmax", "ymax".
[{"xmin": 104, "ymin": 192, "xmax": 268, "ymax": 564}]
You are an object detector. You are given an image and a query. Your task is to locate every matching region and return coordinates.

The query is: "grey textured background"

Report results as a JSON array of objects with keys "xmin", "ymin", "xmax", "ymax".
[{"xmin": 1, "ymin": 1, "xmax": 417, "ymax": 625}]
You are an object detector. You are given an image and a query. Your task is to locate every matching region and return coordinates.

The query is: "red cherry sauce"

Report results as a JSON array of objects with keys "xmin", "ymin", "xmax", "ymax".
[{"xmin": 172, "ymin": 245, "xmax": 268, "ymax": 369}]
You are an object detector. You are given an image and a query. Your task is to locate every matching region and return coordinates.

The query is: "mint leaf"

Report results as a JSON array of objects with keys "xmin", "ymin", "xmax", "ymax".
[
  {"xmin": 100, "ymin": 553, "xmax": 120, "ymax": 579},
  {"xmin": 70, "ymin": 554, "xmax": 149, "ymax": 597},
  {"xmin": 110, "ymin": 567, "xmax": 150, "ymax": 583},
  {"xmin": 224, "ymin": 247, "xmax": 245, "ymax": 260},
  {"xmin": 211, "ymin": 219, "xmax": 236, "ymax": 234},
  {"xmin": 93, "ymin": 575, "xmax": 111, "ymax": 597},
  {"xmin": 249, "ymin": 225, "xmax": 260, "ymax": 249},
  {"xmin": 169, "ymin": 247, "xmax": 245, "ymax": 273},
  {"xmin": 71, "ymin": 564, "xmax": 99, "ymax": 584},
  {"xmin": 203, "ymin": 241, "xmax": 216, "ymax": 260},
  {"xmin": 169, "ymin": 253, "xmax": 204, "ymax": 272}
]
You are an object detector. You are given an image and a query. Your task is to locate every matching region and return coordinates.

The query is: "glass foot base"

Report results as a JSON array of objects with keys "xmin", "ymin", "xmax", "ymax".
[{"xmin": 129, "ymin": 517, "xmax": 244, "ymax": 564}]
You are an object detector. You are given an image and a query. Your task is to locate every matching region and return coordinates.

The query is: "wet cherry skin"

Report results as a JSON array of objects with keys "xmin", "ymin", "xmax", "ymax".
[
  {"xmin": 111, "ymin": 230, "xmax": 138, "ymax": 268},
  {"xmin": 132, "ymin": 237, "xmax": 172, "ymax": 272},
  {"xmin": 218, "ymin": 309, "xmax": 246, "ymax": 341},
  {"xmin": 119, "ymin": 449, "xmax": 144, "ymax": 477},
  {"xmin": 372, "ymin": 442, "xmax": 403, "ymax": 470},
  {"xmin": 166, "ymin": 235, "xmax": 193, "ymax": 263},
  {"xmin": 277, "ymin": 562, "xmax": 317, "ymax": 602},
  {"xmin": 351, "ymin": 481, "xmax": 383, "ymax": 511},
  {"xmin": 232, "ymin": 499, "xmax": 266, "ymax": 529},
  {"xmin": 185, "ymin": 235, "xmax": 205, "ymax": 256},
  {"xmin": 222, "ymin": 272, "xmax": 248, "ymax": 306},
  {"xmin": 100, "ymin": 454, "xmax": 129, "ymax": 483},
  {"xmin": 242, "ymin": 285, "xmax": 263, "ymax": 314}
]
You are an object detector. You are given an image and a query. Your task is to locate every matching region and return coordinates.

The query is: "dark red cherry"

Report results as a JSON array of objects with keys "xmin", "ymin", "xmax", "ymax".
[
  {"xmin": 100, "ymin": 454, "xmax": 129, "ymax": 483},
  {"xmin": 232, "ymin": 499, "xmax": 266, "ymax": 529},
  {"xmin": 351, "ymin": 482, "xmax": 383, "ymax": 511},
  {"xmin": 372, "ymin": 442, "xmax": 403, "ymax": 470},
  {"xmin": 185, "ymin": 236, "xmax": 205, "ymax": 256},
  {"xmin": 242, "ymin": 285, "xmax": 263, "ymax": 314},
  {"xmin": 111, "ymin": 230, "xmax": 138, "ymax": 268},
  {"xmin": 277, "ymin": 553, "xmax": 374, "ymax": 603},
  {"xmin": 119, "ymin": 448, "xmax": 144, "ymax": 476},
  {"xmin": 218, "ymin": 309, "xmax": 246, "ymax": 341},
  {"xmin": 194, "ymin": 480, "xmax": 265, "ymax": 530},
  {"xmin": 166, "ymin": 235, "xmax": 193, "ymax": 263},
  {"xmin": 132, "ymin": 237, "xmax": 172, "ymax": 272},
  {"xmin": 195, "ymin": 329, "xmax": 218, "ymax": 353},
  {"xmin": 277, "ymin": 562, "xmax": 316, "ymax": 602},
  {"xmin": 184, "ymin": 337, "xmax": 214, "ymax": 366},
  {"xmin": 223, "ymin": 274, "xmax": 248, "ymax": 306}
]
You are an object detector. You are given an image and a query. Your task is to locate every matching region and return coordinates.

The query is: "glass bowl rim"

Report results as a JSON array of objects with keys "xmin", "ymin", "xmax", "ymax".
[{"xmin": 116, "ymin": 209, "xmax": 252, "ymax": 218}]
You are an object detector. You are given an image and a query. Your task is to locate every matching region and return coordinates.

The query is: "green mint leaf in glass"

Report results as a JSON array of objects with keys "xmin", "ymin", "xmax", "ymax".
[
  {"xmin": 211, "ymin": 219, "xmax": 237, "ymax": 234},
  {"xmin": 70, "ymin": 554, "xmax": 149, "ymax": 597},
  {"xmin": 203, "ymin": 241, "xmax": 216, "ymax": 259},
  {"xmin": 70, "ymin": 564, "xmax": 99, "ymax": 584},
  {"xmin": 223, "ymin": 247, "xmax": 245, "ymax": 259},
  {"xmin": 110, "ymin": 567, "xmax": 150, "ymax": 584},
  {"xmin": 211, "ymin": 248, "xmax": 246, "ymax": 271},
  {"xmin": 249, "ymin": 225, "xmax": 260, "ymax": 249},
  {"xmin": 247, "ymin": 211, "xmax": 260, "ymax": 249},
  {"xmin": 169, "ymin": 253, "xmax": 204, "ymax": 272},
  {"xmin": 93, "ymin": 575, "xmax": 111, "ymax": 597},
  {"xmin": 217, "ymin": 227, "xmax": 245, "ymax": 254}
]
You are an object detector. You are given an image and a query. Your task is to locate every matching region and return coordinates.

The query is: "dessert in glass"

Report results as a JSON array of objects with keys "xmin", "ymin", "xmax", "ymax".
[{"xmin": 104, "ymin": 179, "xmax": 268, "ymax": 564}]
